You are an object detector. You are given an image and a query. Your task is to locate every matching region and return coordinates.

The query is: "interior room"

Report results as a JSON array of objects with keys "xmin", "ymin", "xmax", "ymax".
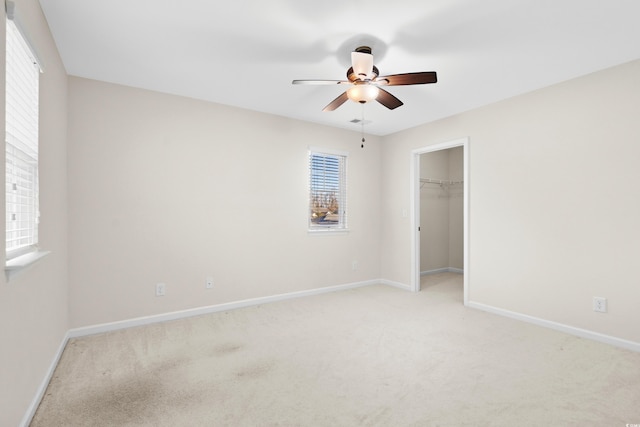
[
  {"xmin": 419, "ymin": 147, "xmax": 464, "ymax": 278},
  {"xmin": 2, "ymin": 0, "xmax": 640, "ymax": 425}
]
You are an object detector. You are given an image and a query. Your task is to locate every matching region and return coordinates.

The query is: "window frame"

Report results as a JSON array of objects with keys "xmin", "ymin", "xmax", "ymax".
[
  {"xmin": 308, "ymin": 147, "xmax": 348, "ymax": 233},
  {"xmin": 5, "ymin": 10, "xmax": 47, "ymax": 276}
]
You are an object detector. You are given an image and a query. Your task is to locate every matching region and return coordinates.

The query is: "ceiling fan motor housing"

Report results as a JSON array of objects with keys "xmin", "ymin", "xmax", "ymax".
[{"xmin": 347, "ymin": 66, "xmax": 379, "ymax": 82}]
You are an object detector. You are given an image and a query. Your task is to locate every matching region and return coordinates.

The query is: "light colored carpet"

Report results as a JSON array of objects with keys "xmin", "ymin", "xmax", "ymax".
[{"xmin": 31, "ymin": 273, "xmax": 640, "ymax": 426}]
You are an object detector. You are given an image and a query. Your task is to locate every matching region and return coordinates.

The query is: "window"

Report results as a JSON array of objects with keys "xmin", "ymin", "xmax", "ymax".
[
  {"xmin": 5, "ymin": 16, "xmax": 40, "ymax": 260},
  {"xmin": 308, "ymin": 148, "xmax": 347, "ymax": 231}
]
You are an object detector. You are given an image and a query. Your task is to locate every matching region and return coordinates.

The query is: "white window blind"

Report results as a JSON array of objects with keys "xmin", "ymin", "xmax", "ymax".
[
  {"xmin": 5, "ymin": 17, "xmax": 40, "ymax": 259},
  {"xmin": 309, "ymin": 149, "xmax": 347, "ymax": 230}
]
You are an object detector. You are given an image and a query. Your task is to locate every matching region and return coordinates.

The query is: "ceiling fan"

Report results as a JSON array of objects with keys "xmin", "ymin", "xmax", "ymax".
[{"xmin": 292, "ymin": 46, "xmax": 437, "ymax": 112}]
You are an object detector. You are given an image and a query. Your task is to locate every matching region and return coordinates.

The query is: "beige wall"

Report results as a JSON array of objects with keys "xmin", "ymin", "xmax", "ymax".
[
  {"xmin": 0, "ymin": 0, "xmax": 69, "ymax": 426},
  {"xmin": 420, "ymin": 150, "xmax": 449, "ymax": 271},
  {"xmin": 381, "ymin": 59, "xmax": 640, "ymax": 343},
  {"xmin": 448, "ymin": 147, "xmax": 463, "ymax": 269},
  {"xmin": 67, "ymin": 77, "xmax": 382, "ymax": 327}
]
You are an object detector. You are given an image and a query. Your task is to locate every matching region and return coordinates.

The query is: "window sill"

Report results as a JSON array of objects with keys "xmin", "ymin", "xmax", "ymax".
[
  {"xmin": 5, "ymin": 250, "xmax": 51, "ymax": 281},
  {"xmin": 308, "ymin": 229, "xmax": 349, "ymax": 236}
]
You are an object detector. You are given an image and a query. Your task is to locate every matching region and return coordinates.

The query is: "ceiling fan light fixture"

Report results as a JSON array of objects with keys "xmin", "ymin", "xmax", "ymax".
[{"xmin": 346, "ymin": 85, "xmax": 379, "ymax": 103}]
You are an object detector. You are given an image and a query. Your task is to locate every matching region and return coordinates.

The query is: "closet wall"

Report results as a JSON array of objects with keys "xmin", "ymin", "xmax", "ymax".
[{"xmin": 420, "ymin": 147, "xmax": 463, "ymax": 274}]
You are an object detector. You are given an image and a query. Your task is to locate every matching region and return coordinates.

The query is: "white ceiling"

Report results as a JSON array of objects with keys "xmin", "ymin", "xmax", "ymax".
[{"xmin": 38, "ymin": 0, "xmax": 640, "ymax": 136}]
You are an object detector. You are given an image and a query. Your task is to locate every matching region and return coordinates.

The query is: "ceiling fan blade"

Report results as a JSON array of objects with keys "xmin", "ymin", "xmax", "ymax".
[
  {"xmin": 376, "ymin": 88, "xmax": 403, "ymax": 110},
  {"xmin": 351, "ymin": 51, "xmax": 374, "ymax": 80},
  {"xmin": 292, "ymin": 79, "xmax": 350, "ymax": 85},
  {"xmin": 322, "ymin": 91, "xmax": 349, "ymax": 112},
  {"xmin": 377, "ymin": 71, "xmax": 437, "ymax": 86}
]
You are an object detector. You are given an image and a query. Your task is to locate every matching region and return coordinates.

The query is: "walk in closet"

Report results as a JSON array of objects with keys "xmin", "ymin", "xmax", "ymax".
[{"xmin": 420, "ymin": 146, "xmax": 464, "ymax": 275}]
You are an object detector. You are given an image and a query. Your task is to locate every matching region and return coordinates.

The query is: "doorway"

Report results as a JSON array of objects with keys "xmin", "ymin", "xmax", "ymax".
[{"xmin": 410, "ymin": 138, "xmax": 469, "ymax": 304}]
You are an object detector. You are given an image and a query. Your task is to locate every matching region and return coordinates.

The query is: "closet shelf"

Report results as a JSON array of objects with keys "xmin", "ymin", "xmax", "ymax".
[{"xmin": 420, "ymin": 178, "xmax": 463, "ymax": 188}]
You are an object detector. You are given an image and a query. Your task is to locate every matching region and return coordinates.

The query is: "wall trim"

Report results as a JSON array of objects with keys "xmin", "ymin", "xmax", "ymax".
[
  {"xmin": 380, "ymin": 279, "xmax": 412, "ymax": 292},
  {"xmin": 410, "ymin": 137, "xmax": 470, "ymax": 305},
  {"xmin": 25, "ymin": 281, "xmax": 640, "ymax": 426},
  {"xmin": 20, "ymin": 331, "xmax": 70, "ymax": 427},
  {"xmin": 467, "ymin": 301, "xmax": 640, "ymax": 353},
  {"xmin": 69, "ymin": 279, "xmax": 381, "ymax": 338},
  {"xmin": 23, "ymin": 279, "xmax": 385, "ymax": 424}
]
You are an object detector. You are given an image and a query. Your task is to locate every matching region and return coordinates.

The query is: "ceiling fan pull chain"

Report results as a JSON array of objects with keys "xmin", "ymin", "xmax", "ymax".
[{"xmin": 361, "ymin": 104, "xmax": 365, "ymax": 148}]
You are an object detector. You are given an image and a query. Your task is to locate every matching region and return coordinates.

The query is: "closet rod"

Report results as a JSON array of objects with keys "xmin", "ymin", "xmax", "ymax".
[{"xmin": 420, "ymin": 178, "xmax": 463, "ymax": 186}]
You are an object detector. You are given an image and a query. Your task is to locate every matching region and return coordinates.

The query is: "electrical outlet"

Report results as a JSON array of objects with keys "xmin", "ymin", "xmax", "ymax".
[
  {"xmin": 156, "ymin": 283, "xmax": 166, "ymax": 297},
  {"xmin": 352, "ymin": 260, "xmax": 359, "ymax": 271},
  {"xmin": 206, "ymin": 276, "xmax": 214, "ymax": 289},
  {"xmin": 593, "ymin": 297, "xmax": 607, "ymax": 313}
]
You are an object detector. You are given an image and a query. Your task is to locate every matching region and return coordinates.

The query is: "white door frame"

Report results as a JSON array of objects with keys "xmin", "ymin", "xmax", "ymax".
[{"xmin": 410, "ymin": 137, "xmax": 469, "ymax": 304}]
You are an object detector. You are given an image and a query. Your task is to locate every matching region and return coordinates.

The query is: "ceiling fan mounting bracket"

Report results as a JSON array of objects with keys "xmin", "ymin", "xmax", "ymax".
[{"xmin": 354, "ymin": 46, "xmax": 372, "ymax": 54}]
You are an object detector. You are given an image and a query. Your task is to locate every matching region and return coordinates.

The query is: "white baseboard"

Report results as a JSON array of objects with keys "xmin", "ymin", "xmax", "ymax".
[
  {"xmin": 20, "ymin": 331, "xmax": 70, "ymax": 427},
  {"xmin": 24, "ymin": 279, "xmax": 385, "ymax": 424},
  {"xmin": 420, "ymin": 267, "xmax": 464, "ymax": 276},
  {"xmin": 467, "ymin": 301, "xmax": 640, "ymax": 353},
  {"xmin": 69, "ymin": 279, "xmax": 382, "ymax": 338},
  {"xmin": 29, "ymin": 280, "xmax": 638, "ymax": 426},
  {"xmin": 380, "ymin": 279, "xmax": 412, "ymax": 292}
]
